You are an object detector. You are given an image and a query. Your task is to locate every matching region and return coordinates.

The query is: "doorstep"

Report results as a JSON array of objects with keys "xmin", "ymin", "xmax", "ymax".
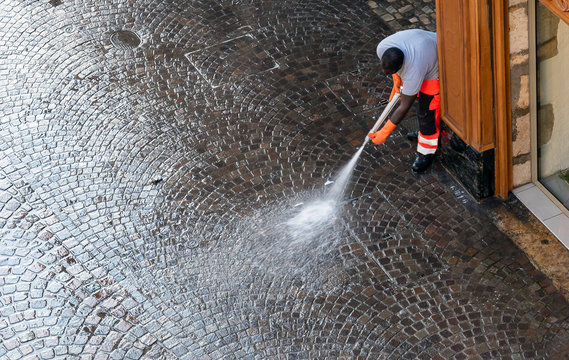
[{"xmin": 513, "ymin": 183, "xmax": 569, "ymax": 250}]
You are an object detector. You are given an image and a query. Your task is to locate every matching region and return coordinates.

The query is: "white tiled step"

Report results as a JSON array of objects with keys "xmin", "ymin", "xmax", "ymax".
[{"xmin": 513, "ymin": 184, "xmax": 569, "ymax": 250}]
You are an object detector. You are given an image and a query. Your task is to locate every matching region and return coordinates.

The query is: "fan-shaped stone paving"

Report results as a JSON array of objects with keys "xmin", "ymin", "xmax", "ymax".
[{"xmin": 0, "ymin": 0, "xmax": 568, "ymax": 359}]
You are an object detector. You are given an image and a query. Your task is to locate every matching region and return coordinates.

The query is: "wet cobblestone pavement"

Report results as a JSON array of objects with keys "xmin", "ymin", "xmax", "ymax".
[{"xmin": 1, "ymin": 0, "xmax": 568, "ymax": 359}]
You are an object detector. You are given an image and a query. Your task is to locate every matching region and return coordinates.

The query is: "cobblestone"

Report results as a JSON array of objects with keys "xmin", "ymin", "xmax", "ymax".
[{"xmin": 0, "ymin": 0, "xmax": 568, "ymax": 359}]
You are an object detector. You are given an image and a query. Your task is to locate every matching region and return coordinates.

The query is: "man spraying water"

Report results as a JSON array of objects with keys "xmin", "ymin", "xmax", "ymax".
[
  {"xmin": 367, "ymin": 29, "xmax": 440, "ymax": 173},
  {"xmin": 287, "ymin": 30, "xmax": 440, "ymax": 240}
]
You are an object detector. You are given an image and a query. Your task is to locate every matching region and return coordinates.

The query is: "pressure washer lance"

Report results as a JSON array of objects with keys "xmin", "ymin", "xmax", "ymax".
[{"xmin": 361, "ymin": 90, "xmax": 401, "ymax": 147}]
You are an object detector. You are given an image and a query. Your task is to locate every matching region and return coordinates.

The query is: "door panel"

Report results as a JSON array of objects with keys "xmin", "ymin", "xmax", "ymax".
[
  {"xmin": 436, "ymin": 0, "xmax": 469, "ymax": 140},
  {"xmin": 436, "ymin": 0, "xmax": 495, "ymax": 151}
]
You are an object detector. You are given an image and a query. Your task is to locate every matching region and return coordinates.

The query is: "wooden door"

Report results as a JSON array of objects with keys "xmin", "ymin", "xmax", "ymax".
[
  {"xmin": 436, "ymin": 0, "xmax": 512, "ymax": 197},
  {"xmin": 436, "ymin": 0, "xmax": 494, "ymax": 151}
]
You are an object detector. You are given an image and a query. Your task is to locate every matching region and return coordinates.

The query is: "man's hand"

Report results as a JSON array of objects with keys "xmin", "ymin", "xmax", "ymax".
[
  {"xmin": 389, "ymin": 74, "xmax": 402, "ymax": 102},
  {"xmin": 368, "ymin": 120, "xmax": 397, "ymax": 145}
]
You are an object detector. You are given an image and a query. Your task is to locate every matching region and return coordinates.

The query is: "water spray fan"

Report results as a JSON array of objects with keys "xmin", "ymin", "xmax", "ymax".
[{"xmin": 362, "ymin": 91, "xmax": 401, "ymax": 147}]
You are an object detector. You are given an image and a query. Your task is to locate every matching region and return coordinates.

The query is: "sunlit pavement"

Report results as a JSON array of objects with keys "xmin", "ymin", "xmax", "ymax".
[{"xmin": 1, "ymin": 1, "xmax": 568, "ymax": 359}]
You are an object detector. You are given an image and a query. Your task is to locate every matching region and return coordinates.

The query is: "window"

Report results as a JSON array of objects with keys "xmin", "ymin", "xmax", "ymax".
[{"xmin": 534, "ymin": 1, "xmax": 569, "ymax": 211}]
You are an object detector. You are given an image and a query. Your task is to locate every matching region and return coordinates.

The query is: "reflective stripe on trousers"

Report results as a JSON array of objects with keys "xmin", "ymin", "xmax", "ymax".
[{"xmin": 418, "ymin": 132, "xmax": 438, "ymax": 155}]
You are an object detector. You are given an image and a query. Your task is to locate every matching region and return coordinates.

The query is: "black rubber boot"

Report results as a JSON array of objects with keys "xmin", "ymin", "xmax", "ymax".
[
  {"xmin": 412, "ymin": 153, "xmax": 434, "ymax": 172},
  {"xmin": 407, "ymin": 130, "xmax": 418, "ymax": 142}
]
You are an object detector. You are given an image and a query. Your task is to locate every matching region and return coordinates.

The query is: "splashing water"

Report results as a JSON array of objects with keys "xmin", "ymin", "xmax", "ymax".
[
  {"xmin": 285, "ymin": 146, "xmax": 365, "ymax": 242},
  {"xmin": 163, "ymin": 146, "xmax": 368, "ymax": 296},
  {"xmin": 328, "ymin": 146, "xmax": 365, "ymax": 201}
]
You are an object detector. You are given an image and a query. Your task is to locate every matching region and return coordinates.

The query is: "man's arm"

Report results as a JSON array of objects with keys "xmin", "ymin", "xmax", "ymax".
[
  {"xmin": 367, "ymin": 93, "xmax": 417, "ymax": 145},
  {"xmin": 389, "ymin": 93, "xmax": 416, "ymax": 125}
]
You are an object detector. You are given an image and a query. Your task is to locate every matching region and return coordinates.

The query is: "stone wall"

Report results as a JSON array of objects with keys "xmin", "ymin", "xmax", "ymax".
[{"xmin": 509, "ymin": 0, "xmax": 532, "ymax": 187}]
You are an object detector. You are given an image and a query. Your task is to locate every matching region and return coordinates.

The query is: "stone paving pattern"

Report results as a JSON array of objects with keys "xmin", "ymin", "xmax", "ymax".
[{"xmin": 0, "ymin": 0, "xmax": 568, "ymax": 359}]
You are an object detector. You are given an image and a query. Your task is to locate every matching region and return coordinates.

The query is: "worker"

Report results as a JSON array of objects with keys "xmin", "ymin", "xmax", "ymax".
[{"xmin": 368, "ymin": 29, "xmax": 440, "ymax": 173}]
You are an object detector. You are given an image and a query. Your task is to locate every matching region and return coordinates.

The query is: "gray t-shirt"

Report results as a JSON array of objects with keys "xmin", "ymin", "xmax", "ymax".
[{"xmin": 376, "ymin": 29, "xmax": 438, "ymax": 96}]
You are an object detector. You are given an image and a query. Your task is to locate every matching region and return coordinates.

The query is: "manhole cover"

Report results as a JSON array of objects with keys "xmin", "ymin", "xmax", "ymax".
[{"xmin": 110, "ymin": 30, "xmax": 141, "ymax": 50}]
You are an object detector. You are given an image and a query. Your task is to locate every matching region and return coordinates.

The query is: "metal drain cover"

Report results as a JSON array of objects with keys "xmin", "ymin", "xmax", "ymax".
[{"xmin": 110, "ymin": 30, "xmax": 141, "ymax": 50}]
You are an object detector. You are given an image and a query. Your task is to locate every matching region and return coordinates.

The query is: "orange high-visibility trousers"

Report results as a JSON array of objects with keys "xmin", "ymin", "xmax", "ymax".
[{"xmin": 416, "ymin": 79, "xmax": 440, "ymax": 155}]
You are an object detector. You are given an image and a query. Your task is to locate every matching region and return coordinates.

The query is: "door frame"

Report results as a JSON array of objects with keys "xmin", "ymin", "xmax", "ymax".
[{"xmin": 492, "ymin": 1, "xmax": 513, "ymax": 198}]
